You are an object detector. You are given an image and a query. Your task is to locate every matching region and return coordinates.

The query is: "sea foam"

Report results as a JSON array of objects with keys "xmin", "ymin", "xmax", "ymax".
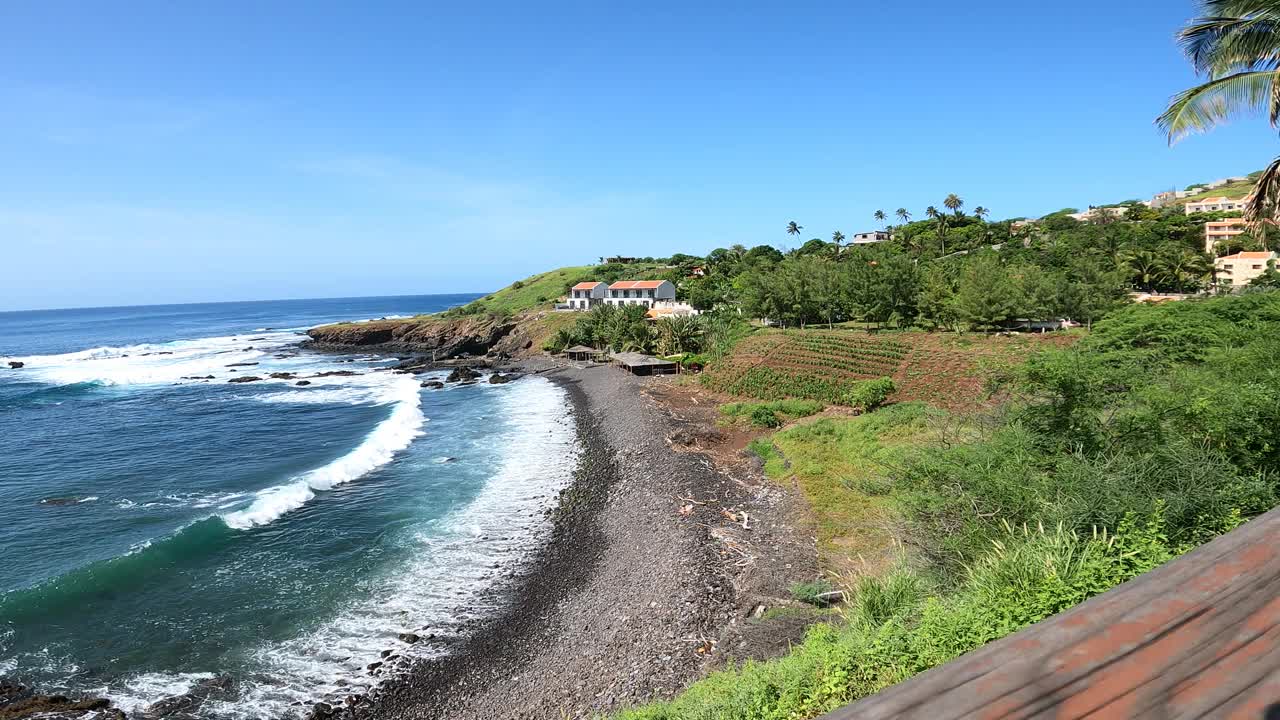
[{"xmin": 221, "ymin": 378, "xmax": 426, "ymax": 530}]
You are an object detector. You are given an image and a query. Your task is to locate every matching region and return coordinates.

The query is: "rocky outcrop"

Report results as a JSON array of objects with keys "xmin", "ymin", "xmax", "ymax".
[
  {"xmin": 0, "ymin": 680, "xmax": 123, "ymax": 719},
  {"xmin": 304, "ymin": 313, "xmax": 547, "ymax": 359},
  {"xmin": 227, "ymin": 376, "xmax": 262, "ymax": 384},
  {"xmin": 421, "ymin": 380, "xmax": 444, "ymax": 389},
  {"xmin": 7, "ymin": 361, "xmax": 23, "ymax": 369},
  {"xmin": 446, "ymin": 366, "xmax": 480, "ymax": 383}
]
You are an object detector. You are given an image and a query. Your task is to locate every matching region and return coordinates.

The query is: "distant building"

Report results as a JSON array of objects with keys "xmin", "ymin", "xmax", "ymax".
[
  {"xmin": 646, "ymin": 301, "xmax": 700, "ymax": 318},
  {"xmin": 851, "ymin": 230, "xmax": 891, "ymax": 245},
  {"xmin": 687, "ymin": 266, "xmax": 706, "ymax": 278},
  {"xmin": 605, "ymin": 280, "xmax": 676, "ymax": 308},
  {"xmin": 1011, "ymin": 219, "xmax": 1038, "ymax": 231},
  {"xmin": 1205, "ymin": 218, "xmax": 1249, "ymax": 254},
  {"xmin": 1215, "ymin": 251, "xmax": 1277, "ymax": 288},
  {"xmin": 1150, "ymin": 190, "xmax": 1189, "ymax": 209},
  {"xmin": 567, "ymin": 281, "xmax": 608, "ymax": 310},
  {"xmin": 1185, "ymin": 195, "xmax": 1252, "ymax": 215},
  {"xmin": 1066, "ymin": 207, "xmax": 1127, "ymax": 223}
]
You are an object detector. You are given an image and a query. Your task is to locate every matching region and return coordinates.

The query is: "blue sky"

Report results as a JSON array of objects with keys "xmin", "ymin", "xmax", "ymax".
[{"xmin": 0, "ymin": 0, "xmax": 1273, "ymax": 310}]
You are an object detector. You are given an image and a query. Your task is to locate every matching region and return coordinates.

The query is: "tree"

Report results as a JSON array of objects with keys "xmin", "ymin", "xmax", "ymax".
[
  {"xmin": 951, "ymin": 253, "xmax": 1022, "ymax": 330},
  {"xmin": 1157, "ymin": 1, "xmax": 1280, "ymax": 225},
  {"xmin": 786, "ymin": 221, "xmax": 803, "ymax": 241},
  {"xmin": 926, "ymin": 206, "xmax": 950, "ymax": 255},
  {"xmin": 832, "ymin": 230, "xmax": 846, "ymax": 255},
  {"xmin": 896, "ymin": 208, "xmax": 911, "ymax": 224},
  {"xmin": 1159, "ymin": 246, "xmax": 1212, "ymax": 292},
  {"xmin": 655, "ymin": 316, "xmax": 705, "ymax": 355},
  {"xmin": 1123, "ymin": 249, "xmax": 1163, "ymax": 292},
  {"xmin": 917, "ymin": 264, "xmax": 957, "ymax": 330},
  {"xmin": 944, "ymin": 193, "xmax": 965, "ymax": 216},
  {"xmin": 874, "ymin": 209, "xmax": 887, "ymax": 227},
  {"xmin": 974, "ymin": 206, "xmax": 989, "ymax": 221}
]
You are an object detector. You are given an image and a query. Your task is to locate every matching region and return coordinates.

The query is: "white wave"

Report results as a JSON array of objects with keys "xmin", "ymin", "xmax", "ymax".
[
  {"xmin": 2, "ymin": 331, "xmax": 301, "ymax": 387},
  {"xmin": 253, "ymin": 387, "xmax": 380, "ymax": 406},
  {"xmin": 207, "ymin": 376, "xmax": 578, "ymax": 719},
  {"xmin": 77, "ymin": 496, "xmax": 99, "ymax": 503},
  {"xmin": 222, "ymin": 378, "xmax": 427, "ymax": 530},
  {"xmin": 93, "ymin": 671, "xmax": 216, "ymax": 716}
]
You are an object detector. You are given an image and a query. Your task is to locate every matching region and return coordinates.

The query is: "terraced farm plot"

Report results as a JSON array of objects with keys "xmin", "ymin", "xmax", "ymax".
[
  {"xmin": 702, "ymin": 331, "xmax": 907, "ymax": 405},
  {"xmin": 704, "ymin": 329, "xmax": 1077, "ymax": 410}
]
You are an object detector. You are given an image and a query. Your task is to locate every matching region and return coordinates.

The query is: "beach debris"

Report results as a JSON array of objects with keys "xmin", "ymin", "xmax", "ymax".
[
  {"xmin": 678, "ymin": 503, "xmax": 694, "ymax": 517},
  {"xmin": 227, "ymin": 376, "xmax": 263, "ymax": 383}
]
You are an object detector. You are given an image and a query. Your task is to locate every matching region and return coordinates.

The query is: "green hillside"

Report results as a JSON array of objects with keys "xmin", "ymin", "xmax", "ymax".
[{"xmin": 446, "ymin": 261, "xmax": 672, "ymax": 317}]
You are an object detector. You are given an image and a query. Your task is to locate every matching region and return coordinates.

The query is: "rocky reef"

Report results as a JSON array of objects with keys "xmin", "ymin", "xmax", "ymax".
[{"xmin": 303, "ymin": 314, "xmax": 545, "ymax": 358}]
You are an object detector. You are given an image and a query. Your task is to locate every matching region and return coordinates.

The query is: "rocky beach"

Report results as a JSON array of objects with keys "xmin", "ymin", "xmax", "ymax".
[{"xmin": 301, "ymin": 353, "xmax": 820, "ymax": 720}]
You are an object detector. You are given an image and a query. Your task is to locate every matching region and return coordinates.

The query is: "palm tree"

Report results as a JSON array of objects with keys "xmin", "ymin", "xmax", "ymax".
[
  {"xmin": 1160, "ymin": 248, "xmax": 1213, "ymax": 293},
  {"xmin": 786, "ymin": 221, "xmax": 803, "ymax": 240},
  {"xmin": 1123, "ymin": 249, "xmax": 1164, "ymax": 292},
  {"xmin": 874, "ymin": 209, "xmax": 887, "ymax": 227},
  {"xmin": 896, "ymin": 208, "xmax": 911, "ymax": 224},
  {"xmin": 944, "ymin": 194, "xmax": 964, "ymax": 216},
  {"xmin": 974, "ymin": 206, "xmax": 989, "ymax": 221},
  {"xmin": 831, "ymin": 230, "xmax": 846, "ymax": 255},
  {"xmin": 1158, "ymin": 1, "xmax": 1280, "ymax": 224},
  {"xmin": 925, "ymin": 206, "xmax": 949, "ymax": 255}
]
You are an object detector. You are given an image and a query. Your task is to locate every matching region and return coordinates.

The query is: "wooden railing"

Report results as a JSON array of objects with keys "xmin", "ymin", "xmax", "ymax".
[{"xmin": 819, "ymin": 507, "xmax": 1280, "ymax": 720}]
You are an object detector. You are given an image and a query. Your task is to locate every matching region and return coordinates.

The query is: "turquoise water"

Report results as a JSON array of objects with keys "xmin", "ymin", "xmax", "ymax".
[{"xmin": 0, "ymin": 297, "xmax": 577, "ymax": 717}]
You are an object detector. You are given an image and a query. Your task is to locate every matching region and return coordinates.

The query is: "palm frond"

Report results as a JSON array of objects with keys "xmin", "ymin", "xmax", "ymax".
[
  {"xmin": 1181, "ymin": 15, "xmax": 1280, "ymax": 75},
  {"xmin": 1246, "ymin": 154, "xmax": 1280, "ymax": 224},
  {"xmin": 1157, "ymin": 69, "xmax": 1280, "ymax": 141}
]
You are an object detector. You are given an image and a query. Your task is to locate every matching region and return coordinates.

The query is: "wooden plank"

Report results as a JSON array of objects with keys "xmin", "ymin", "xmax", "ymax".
[{"xmin": 819, "ymin": 507, "xmax": 1280, "ymax": 720}]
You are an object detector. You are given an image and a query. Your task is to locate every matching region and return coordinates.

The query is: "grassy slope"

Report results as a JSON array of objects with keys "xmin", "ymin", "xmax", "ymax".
[
  {"xmin": 1177, "ymin": 177, "xmax": 1256, "ymax": 204},
  {"xmin": 450, "ymin": 262, "xmax": 670, "ymax": 317}
]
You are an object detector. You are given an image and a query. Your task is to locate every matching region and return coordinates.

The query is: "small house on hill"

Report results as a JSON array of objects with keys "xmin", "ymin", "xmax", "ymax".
[
  {"xmin": 568, "ymin": 281, "xmax": 607, "ymax": 310},
  {"xmin": 1216, "ymin": 251, "xmax": 1277, "ymax": 288},
  {"xmin": 606, "ymin": 280, "xmax": 675, "ymax": 308}
]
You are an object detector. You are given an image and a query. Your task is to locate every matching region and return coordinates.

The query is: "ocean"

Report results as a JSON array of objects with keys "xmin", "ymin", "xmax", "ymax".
[{"xmin": 0, "ymin": 296, "xmax": 578, "ymax": 718}]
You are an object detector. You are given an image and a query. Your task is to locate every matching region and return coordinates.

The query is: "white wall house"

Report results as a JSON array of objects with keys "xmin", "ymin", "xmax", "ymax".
[
  {"xmin": 1185, "ymin": 195, "xmax": 1252, "ymax": 215},
  {"xmin": 1216, "ymin": 251, "xmax": 1277, "ymax": 288},
  {"xmin": 605, "ymin": 280, "xmax": 675, "ymax": 308},
  {"xmin": 851, "ymin": 231, "xmax": 891, "ymax": 245},
  {"xmin": 567, "ymin": 281, "xmax": 607, "ymax": 310}
]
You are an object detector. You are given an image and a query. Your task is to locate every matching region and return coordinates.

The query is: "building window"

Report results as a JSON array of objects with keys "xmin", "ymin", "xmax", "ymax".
[{"xmin": 1253, "ymin": 264, "xmax": 1263, "ymax": 270}]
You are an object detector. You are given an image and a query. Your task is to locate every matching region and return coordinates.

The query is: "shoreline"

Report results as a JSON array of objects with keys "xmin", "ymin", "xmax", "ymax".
[{"xmin": 320, "ymin": 356, "xmax": 818, "ymax": 719}]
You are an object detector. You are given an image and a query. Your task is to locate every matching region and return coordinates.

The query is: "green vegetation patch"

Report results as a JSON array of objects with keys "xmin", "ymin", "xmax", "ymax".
[{"xmin": 719, "ymin": 399, "xmax": 825, "ymax": 428}]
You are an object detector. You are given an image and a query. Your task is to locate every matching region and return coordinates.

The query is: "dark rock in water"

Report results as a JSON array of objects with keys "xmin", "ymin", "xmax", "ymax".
[
  {"xmin": 421, "ymin": 381, "xmax": 444, "ymax": 389},
  {"xmin": 268, "ymin": 372, "xmax": 296, "ymax": 380},
  {"xmin": 38, "ymin": 496, "xmax": 87, "ymax": 506},
  {"xmin": 380, "ymin": 649, "xmax": 393, "ymax": 658},
  {"xmin": 248, "ymin": 337, "xmax": 267, "ymax": 341},
  {"xmin": 366, "ymin": 661, "xmax": 383, "ymax": 672},
  {"xmin": 311, "ymin": 370, "xmax": 360, "ymax": 378},
  {"xmin": 227, "ymin": 376, "xmax": 262, "ymax": 384},
  {"xmin": 488, "ymin": 373, "xmax": 511, "ymax": 384},
  {"xmin": 7, "ymin": 361, "xmax": 23, "ymax": 369},
  {"xmin": 460, "ymin": 379, "xmax": 478, "ymax": 386},
  {"xmin": 295, "ymin": 380, "xmax": 312, "ymax": 386},
  {"xmin": 398, "ymin": 632, "xmax": 420, "ymax": 644},
  {"xmin": 446, "ymin": 366, "xmax": 480, "ymax": 383},
  {"xmin": 0, "ymin": 680, "xmax": 123, "ymax": 719},
  {"xmin": 225, "ymin": 362, "xmax": 259, "ymax": 367},
  {"xmin": 312, "ymin": 702, "xmax": 334, "ymax": 717},
  {"xmin": 182, "ymin": 375, "xmax": 215, "ymax": 380}
]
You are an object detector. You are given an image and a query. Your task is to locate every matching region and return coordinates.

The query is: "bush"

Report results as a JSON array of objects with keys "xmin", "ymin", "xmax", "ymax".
[
  {"xmin": 845, "ymin": 377, "xmax": 895, "ymax": 411},
  {"xmin": 750, "ymin": 406, "xmax": 782, "ymax": 428}
]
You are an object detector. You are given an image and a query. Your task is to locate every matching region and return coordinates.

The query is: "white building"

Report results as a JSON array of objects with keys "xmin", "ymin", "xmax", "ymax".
[
  {"xmin": 1066, "ymin": 207, "xmax": 1127, "ymax": 223},
  {"xmin": 1216, "ymin": 251, "xmax": 1277, "ymax": 288},
  {"xmin": 1185, "ymin": 195, "xmax": 1252, "ymax": 215},
  {"xmin": 605, "ymin": 280, "xmax": 675, "ymax": 308},
  {"xmin": 567, "ymin": 281, "xmax": 607, "ymax": 310},
  {"xmin": 851, "ymin": 230, "xmax": 891, "ymax": 244}
]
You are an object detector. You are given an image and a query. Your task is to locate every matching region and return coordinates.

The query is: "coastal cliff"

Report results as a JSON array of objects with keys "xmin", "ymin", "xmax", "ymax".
[{"xmin": 304, "ymin": 313, "xmax": 560, "ymax": 358}]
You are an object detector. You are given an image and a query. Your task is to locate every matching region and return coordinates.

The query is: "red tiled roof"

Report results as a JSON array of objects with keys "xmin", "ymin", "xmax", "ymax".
[
  {"xmin": 610, "ymin": 280, "xmax": 665, "ymax": 289},
  {"xmin": 1217, "ymin": 251, "xmax": 1275, "ymax": 260},
  {"xmin": 572, "ymin": 281, "xmax": 605, "ymax": 290}
]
